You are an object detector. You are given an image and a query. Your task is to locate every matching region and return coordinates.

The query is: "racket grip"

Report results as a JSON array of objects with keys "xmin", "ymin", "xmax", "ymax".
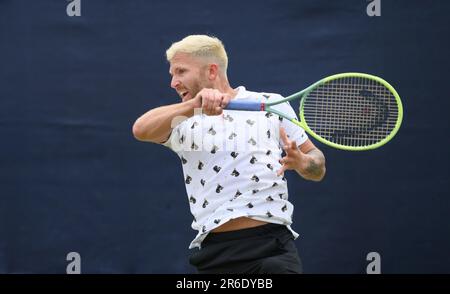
[{"xmin": 225, "ymin": 99, "xmax": 263, "ymax": 111}]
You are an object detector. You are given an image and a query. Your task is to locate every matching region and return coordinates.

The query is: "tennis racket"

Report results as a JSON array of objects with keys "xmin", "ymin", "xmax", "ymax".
[{"xmin": 225, "ymin": 73, "xmax": 403, "ymax": 151}]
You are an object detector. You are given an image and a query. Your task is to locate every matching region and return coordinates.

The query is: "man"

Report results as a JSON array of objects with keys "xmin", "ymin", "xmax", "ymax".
[{"xmin": 133, "ymin": 35, "xmax": 326, "ymax": 274}]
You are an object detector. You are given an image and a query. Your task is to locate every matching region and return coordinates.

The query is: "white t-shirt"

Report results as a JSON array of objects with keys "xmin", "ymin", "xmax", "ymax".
[{"xmin": 163, "ymin": 86, "xmax": 308, "ymax": 249}]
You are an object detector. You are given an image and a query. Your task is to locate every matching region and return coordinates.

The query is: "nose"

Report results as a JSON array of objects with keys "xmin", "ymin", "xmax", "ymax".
[{"xmin": 170, "ymin": 76, "xmax": 180, "ymax": 89}]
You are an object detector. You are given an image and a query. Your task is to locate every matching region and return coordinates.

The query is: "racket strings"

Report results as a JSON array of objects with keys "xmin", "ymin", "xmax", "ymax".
[{"xmin": 302, "ymin": 77, "xmax": 399, "ymax": 147}]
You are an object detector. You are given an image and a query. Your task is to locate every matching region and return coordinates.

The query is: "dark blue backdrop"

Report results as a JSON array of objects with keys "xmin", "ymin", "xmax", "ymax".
[{"xmin": 1, "ymin": 0, "xmax": 449, "ymax": 273}]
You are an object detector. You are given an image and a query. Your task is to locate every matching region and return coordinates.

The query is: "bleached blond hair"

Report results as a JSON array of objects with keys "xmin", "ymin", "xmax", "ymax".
[{"xmin": 166, "ymin": 35, "xmax": 228, "ymax": 74}]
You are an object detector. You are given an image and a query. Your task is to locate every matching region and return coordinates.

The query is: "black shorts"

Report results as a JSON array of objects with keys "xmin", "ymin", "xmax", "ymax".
[{"xmin": 189, "ymin": 223, "xmax": 303, "ymax": 274}]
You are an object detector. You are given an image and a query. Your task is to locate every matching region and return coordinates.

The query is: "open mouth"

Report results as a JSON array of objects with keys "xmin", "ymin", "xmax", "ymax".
[{"xmin": 180, "ymin": 91, "xmax": 189, "ymax": 99}]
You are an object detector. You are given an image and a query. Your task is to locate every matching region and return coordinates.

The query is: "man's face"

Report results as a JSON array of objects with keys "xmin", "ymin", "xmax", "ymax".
[{"xmin": 169, "ymin": 53, "xmax": 210, "ymax": 102}]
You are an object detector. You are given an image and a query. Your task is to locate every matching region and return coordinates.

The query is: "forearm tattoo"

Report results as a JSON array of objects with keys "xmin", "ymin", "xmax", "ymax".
[{"xmin": 305, "ymin": 149, "xmax": 325, "ymax": 179}]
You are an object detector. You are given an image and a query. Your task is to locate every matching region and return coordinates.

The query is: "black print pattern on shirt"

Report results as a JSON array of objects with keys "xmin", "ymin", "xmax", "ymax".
[
  {"xmin": 231, "ymin": 152, "xmax": 238, "ymax": 159},
  {"xmin": 272, "ymin": 182, "xmax": 278, "ymax": 187},
  {"xmin": 251, "ymin": 175, "xmax": 260, "ymax": 182},
  {"xmin": 228, "ymin": 132, "xmax": 237, "ymax": 140},
  {"xmin": 246, "ymin": 119, "xmax": 255, "ymax": 126},
  {"xmin": 279, "ymin": 116, "xmax": 283, "ymax": 122},
  {"xmin": 266, "ymin": 150, "xmax": 272, "ymax": 155},
  {"xmin": 250, "ymin": 156, "xmax": 257, "ymax": 164},
  {"xmin": 213, "ymin": 165, "xmax": 221, "ymax": 173},
  {"xmin": 265, "ymin": 112, "xmax": 273, "ymax": 118},
  {"xmin": 216, "ymin": 184, "xmax": 223, "ymax": 193},
  {"xmin": 198, "ymin": 161, "xmax": 204, "ymax": 170},
  {"xmin": 179, "ymin": 135, "xmax": 185, "ymax": 144},
  {"xmin": 189, "ymin": 195, "xmax": 196, "ymax": 204},
  {"xmin": 247, "ymin": 202, "xmax": 254, "ymax": 208},
  {"xmin": 267, "ymin": 130, "xmax": 271, "ymax": 139},
  {"xmin": 208, "ymin": 126, "xmax": 216, "ymax": 135},
  {"xmin": 279, "ymin": 193, "xmax": 285, "ymax": 199},
  {"xmin": 231, "ymin": 169, "xmax": 240, "ymax": 177},
  {"xmin": 224, "ymin": 114, "xmax": 234, "ymax": 122},
  {"xmin": 267, "ymin": 164, "xmax": 274, "ymax": 171},
  {"xmin": 214, "ymin": 219, "xmax": 221, "ymax": 224},
  {"xmin": 202, "ymin": 199, "xmax": 209, "ymax": 208},
  {"xmin": 185, "ymin": 175, "xmax": 192, "ymax": 184},
  {"xmin": 282, "ymin": 205, "xmax": 288, "ymax": 212},
  {"xmin": 191, "ymin": 122, "xmax": 198, "ymax": 129},
  {"xmin": 263, "ymin": 94, "xmax": 270, "ymax": 99},
  {"xmin": 202, "ymin": 225, "xmax": 206, "ymax": 233},
  {"xmin": 234, "ymin": 190, "xmax": 242, "ymax": 198},
  {"xmin": 211, "ymin": 145, "xmax": 218, "ymax": 154},
  {"xmin": 266, "ymin": 196, "xmax": 274, "ymax": 202},
  {"xmin": 191, "ymin": 142, "xmax": 198, "ymax": 150},
  {"xmin": 181, "ymin": 156, "xmax": 187, "ymax": 164},
  {"xmin": 252, "ymin": 189, "xmax": 259, "ymax": 194},
  {"xmin": 248, "ymin": 138, "xmax": 256, "ymax": 145},
  {"xmin": 266, "ymin": 211, "xmax": 273, "ymax": 218},
  {"xmin": 200, "ymin": 179, "xmax": 205, "ymax": 186}
]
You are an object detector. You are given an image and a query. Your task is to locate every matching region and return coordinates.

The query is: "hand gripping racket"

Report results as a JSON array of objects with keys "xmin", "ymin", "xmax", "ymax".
[{"xmin": 225, "ymin": 73, "xmax": 403, "ymax": 151}]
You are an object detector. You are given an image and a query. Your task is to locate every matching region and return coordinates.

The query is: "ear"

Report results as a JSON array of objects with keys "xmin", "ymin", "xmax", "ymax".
[{"xmin": 207, "ymin": 64, "xmax": 219, "ymax": 81}]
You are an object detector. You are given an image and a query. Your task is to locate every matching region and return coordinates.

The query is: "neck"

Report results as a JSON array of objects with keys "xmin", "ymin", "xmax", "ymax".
[{"xmin": 213, "ymin": 77, "xmax": 238, "ymax": 99}]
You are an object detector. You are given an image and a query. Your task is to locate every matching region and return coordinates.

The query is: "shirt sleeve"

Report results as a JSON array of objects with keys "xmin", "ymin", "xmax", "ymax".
[{"xmin": 162, "ymin": 123, "xmax": 184, "ymax": 152}]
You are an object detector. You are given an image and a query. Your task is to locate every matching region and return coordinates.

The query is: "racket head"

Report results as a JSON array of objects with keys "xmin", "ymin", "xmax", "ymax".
[{"xmin": 298, "ymin": 73, "xmax": 403, "ymax": 151}]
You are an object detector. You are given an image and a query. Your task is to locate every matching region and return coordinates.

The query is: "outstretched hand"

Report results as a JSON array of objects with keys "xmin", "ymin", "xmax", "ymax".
[{"xmin": 277, "ymin": 127, "xmax": 307, "ymax": 177}]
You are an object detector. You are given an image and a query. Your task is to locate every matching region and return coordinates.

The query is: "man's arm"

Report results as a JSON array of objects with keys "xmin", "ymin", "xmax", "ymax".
[
  {"xmin": 132, "ymin": 99, "xmax": 197, "ymax": 143},
  {"xmin": 296, "ymin": 140, "xmax": 326, "ymax": 181},
  {"xmin": 277, "ymin": 128, "xmax": 326, "ymax": 182},
  {"xmin": 132, "ymin": 89, "xmax": 231, "ymax": 143}
]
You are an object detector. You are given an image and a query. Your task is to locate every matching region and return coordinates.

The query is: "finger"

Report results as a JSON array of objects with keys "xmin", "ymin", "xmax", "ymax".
[
  {"xmin": 203, "ymin": 99, "xmax": 211, "ymax": 115},
  {"xmin": 208, "ymin": 91, "xmax": 220, "ymax": 115},
  {"xmin": 290, "ymin": 140, "xmax": 298, "ymax": 150},
  {"xmin": 280, "ymin": 156, "xmax": 292, "ymax": 166},
  {"xmin": 199, "ymin": 95, "xmax": 206, "ymax": 114},
  {"xmin": 280, "ymin": 127, "xmax": 290, "ymax": 146},
  {"xmin": 277, "ymin": 165, "xmax": 287, "ymax": 177},
  {"xmin": 215, "ymin": 106, "xmax": 223, "ymax": 115},
  {"xmin": 200, "ymin": 90, "xmax": 209, "ymax": 112},
  {"xmin": 212, "ymin": 91, "xmax": 222, "ymax": 112},
  {"xmin": 220, "ymin": 94, "xmax": 231, "ymax": 108},
  {"xmin": 205, "ymin": 90, "xmax": 215, "ymax": 114},
  {"xmin": 282, "ymin": 143, "xmax": 293, "ymax": 155}
]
